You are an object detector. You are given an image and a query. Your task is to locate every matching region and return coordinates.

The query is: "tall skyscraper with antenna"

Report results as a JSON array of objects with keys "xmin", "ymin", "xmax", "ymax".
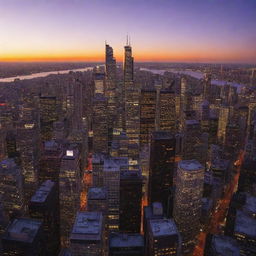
[
  {"xmin": 105, "ymin": 43, "xmax": 117, "ymax": 144},
  {"xmin": 124, "ymin": 37, "xmax": 140, "ymax": 166}
]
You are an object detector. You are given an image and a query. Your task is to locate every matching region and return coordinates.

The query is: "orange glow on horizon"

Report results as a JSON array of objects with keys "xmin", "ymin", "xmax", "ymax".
[{"xmin": 1, "ymin": 49, "xmax": 255, "ymax": 63}]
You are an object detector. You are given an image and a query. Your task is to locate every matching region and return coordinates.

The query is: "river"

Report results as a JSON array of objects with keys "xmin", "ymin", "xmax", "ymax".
[
  {"xmin": 140, "ymin": 68, "xmax": 244, "ymax": 90},
  {"xmin": 0, "ymin": 67, "xmax": 93, "ymax": 83}
]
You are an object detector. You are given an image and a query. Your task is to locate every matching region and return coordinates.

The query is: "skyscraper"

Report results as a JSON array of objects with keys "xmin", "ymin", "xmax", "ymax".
[
  {"xmin": 159, "ymin": 88, "xmax": 176, "ymax": 133},
  {"xmin": 92, "ymin": 94, "xmax": 108, "ymax": 154},
  {"xmin": 119, "ymin": 170, "xmax": 142, "ymax": 233},
  {"xmin": 146, "ymin": 218, "xmax": 181, "ymax": 256},
  {"xmin": 103, "ymin": 158, "xmax": 120, "ymax": 231},
  {"xmin": 2, "ymin": 218, "xmax": 45, "ymax": 256},
  {"xmin": 217, "ymin": 106, "xmax": 230, "ymax": 145},
  {"xmin": 148, "ymin": 131, "xmax": 176, "ymax": 212},
  {"xmin": 109, "ymin": 233, "xmax": 144, "ymax": 256},
  {"xmin": 39, "ymin": 95, "xmax": 58, "ymax": 141},
  {"xmin": 16, "ymin": 122, "xmax": 40, "ymax": 204},
  {"xmin": 203, "ymin": 73, "xmax": 212, "ymax": 102},
  {"xmin": 124, "ymin": 40, "xmax": 140, "ymax": 165},
  {"xmin": 29, "ymin": 180, "xmax": 59, "ymax": 255},
  {"xmin": 182, "ymin": 120, "xmax": 203, "ymax": 162},
  {"xmin": 70, "ymin": 211, "xmax": 105, "ymax": 256},
  {"xmin": 59, "ymin": 147, "xmax": 81, "ymax": 246},
  {"xmin": 105, "ymin": 44, "xmax": 117, "ymax": 134},
  {"xmin": 39, "ymin": 140, "xmax": 63, "ymax": 184},
  {"xmin": 173, "ymin": 160, "xmax": 204, "ymax": 254},
  {"xmin": 140, "ymin": 89, "xmax": 156, "ymax": 146},
  {"xmin": 0, "ymin": 158, "xmax": 24, "ymax": 218}
]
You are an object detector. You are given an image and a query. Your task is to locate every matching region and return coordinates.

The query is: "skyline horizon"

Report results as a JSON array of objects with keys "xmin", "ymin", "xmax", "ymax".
[
  {"xmin": 1, "ymin": 40, "xmax": 256, "ymax": 65},
  {"xmin": 1, "ymin": 0, "xmax": 256, "ymax": 64}
]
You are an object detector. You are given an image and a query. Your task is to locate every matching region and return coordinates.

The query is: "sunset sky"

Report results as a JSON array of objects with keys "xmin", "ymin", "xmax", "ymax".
[{"xmin": 1, "ymin": 0, "xmax": 256, "ymax": 63}]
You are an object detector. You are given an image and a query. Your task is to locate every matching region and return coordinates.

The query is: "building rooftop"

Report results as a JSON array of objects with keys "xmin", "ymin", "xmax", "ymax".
[
  {"xmin": 58, "ymin": 248, "xmax": 72, "ymax": 256},
  {"xmin": 149, "ymin": 219, "xmax": 179, "ymax": 237},
  {"xmin": 62, "ymin": 148, "xmax": 79, "ymax": 160},
  {"xmin": 202, "ymin": 197, "xmax": 213, "ymax": 212},
  {"xmin": 120, "ymin": 170, "xmax": 142, "ymax": 180},
  {"xmin": 112, "ymin": 157, "xmax": 129, "ymax": 168},
  {"xmin": 243, "ymin": 194, "xmax": 256, "ymax": 216},
  {"xmin": 212, "ymin": 235, "xmax": 240, "ymax": 256},
  {"xmin": 179, "ymin": 160, "xmax": 203, "ymax": 172},
  {"xmin": 103, "ymin": 159, "xmax": 119, "ymax": 172},
  {"xmin": 3, "ymin": 218, "xmax": 42, "ymax": 243},
  {"xmin": 152, "ymin": 131, "xmax": 173, "ymax": 140},
  {"xmin": 44, "ymin": 140, "xmax": 59, "ymax": 150},
  {"xmin": 235, "ymin": 210, "xmax": 256, "ymax": 237},
  {"xmin": 70, "ymin": 212, "xmax": 103, "ymax": 241},
  {"xmin": 0, "ymin": 158, "xmax": 18, "ymax": 171},
  {"xmin": 110, "ymin": 233, "xmax": 144, "ymax": 248},
  {"xmin": 88, "ymin": 187, "xmax": 107, "ymax": 200},
  {"xmin": 92, "ymin": 153, "xmax": 106, "ymax": 164},
  {"xmin": 144, "ymin": 202, "xmax": 164, "ymax": 220},
  {"xmin": 211, "ymin": 159, "xmax": 229, "ymax": 171},
  {"xmin": 31, "ymin": 180, "xmax": 54, "ymax": 203},
  {"xmin": 185, "ymin": 119, "xmax": 199, "ymax": 126}
]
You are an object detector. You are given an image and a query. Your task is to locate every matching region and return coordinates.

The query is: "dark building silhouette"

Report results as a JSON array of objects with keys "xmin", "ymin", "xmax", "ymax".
[
  {"xmin": 204, "ymin": 234, "xmax": 240, "ymax": 256},
  {"xmin": 148, "ymin": 131, "xmax": 175, "ymax": 212},
  {"xmin": 145, "ymin": 218, "xmax": 181, "ymax": 256},
  {"xmin": 119, "ymin": 170, "xmax": 142, "ymax": 233},
  {"xmin": 109, "ymin": 233, "xmax": 144, "ymax": 256},
  {"xmin": 238, "ymin": 158, "xmax": 256, "ymax": 193},
  {"xmin": 29, "ymin": 180, "xmax": 60, "ymax": 255},
  {"xmin": 2, "ymin": 218, "xmax": 45, "ymax": 256}
]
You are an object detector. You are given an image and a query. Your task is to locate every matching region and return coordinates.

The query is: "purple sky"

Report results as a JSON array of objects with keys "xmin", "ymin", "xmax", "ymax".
[{"xmin": 1, "ymin": 0, "xmax": 256, "ymax": 63}]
